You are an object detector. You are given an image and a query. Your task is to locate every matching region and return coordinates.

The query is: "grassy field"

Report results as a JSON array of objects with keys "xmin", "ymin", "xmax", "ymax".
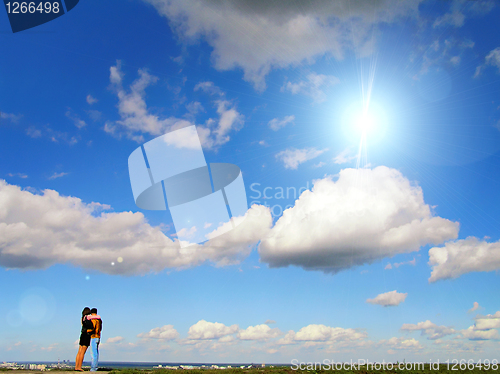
[{"xmin": 106, "ymin": 365, "xmax": 499, "ymax": 374}]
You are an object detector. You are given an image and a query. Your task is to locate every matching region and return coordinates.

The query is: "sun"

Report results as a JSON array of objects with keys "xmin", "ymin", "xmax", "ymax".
[{"xmin": 354, "ymin": 111, "xmax": 376, "ymax": 134}]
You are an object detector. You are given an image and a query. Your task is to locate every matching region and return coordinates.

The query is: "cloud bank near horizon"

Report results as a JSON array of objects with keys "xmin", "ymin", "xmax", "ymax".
[{"xmin": 2, "ymin": 165, "xmax": 485, "ymax": 281}]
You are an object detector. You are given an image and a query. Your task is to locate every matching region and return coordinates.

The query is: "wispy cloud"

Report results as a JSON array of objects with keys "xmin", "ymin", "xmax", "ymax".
[
  {"xmin": 474, "ymin": 47, "xmax": 500, "ymax": 78},
  {"xmin": 106, "ymin": 63, "xmax": 243, "ymax": 149},
  {"xmin": 276, "ymin": 147, "xmax": 327, "ymax": 169},
  {"xmin": 48, "ymin": 172, "xmax": 69, "ymax": 180},
  {"xmin": 433, "ymin": 11, "xmax": 465, "ymax": 28},
  {"xmin": 25, "ymin": 125, "xmax": 78, "ymax": 145},
  {"xmin": 0, "ymin": 111, "xmax": 22, "ymax": 123},
  {"xmin": 86, "ymin": 94, "xmax": 98, "ymax": 105},
  {"xmin": 268, "ymin": 115, "xmax": 294, "ymax": 131},
  {"xmin": 66, "ymin": 109, "xmax": 87, "ymax": 129},
  {"xmin": 282, "ymin": 73, "xmax": 339, "ymax": 103},
  {"xmin": 385, "ymin": 258, "xmax": 416, "ymax": 270},
  {"xmin": 401, "ymin": 320, "xmax": 456, "ymax": 340},
  {"xmin": 26, "ymin": 127, "xmax": 42, "ymax": 138},
  {"xmin": 7, "ymin": 173, "xmax": 28, "ymax": 179},
  {"xmin": 333, "ymin": 148, "xmax": 356, "ymax": 165}
]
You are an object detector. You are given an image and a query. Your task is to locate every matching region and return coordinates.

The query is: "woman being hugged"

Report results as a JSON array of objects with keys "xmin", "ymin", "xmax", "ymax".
[{"xmin": 75, "ymin": 307, "xmax": 93, "ymax": 371}]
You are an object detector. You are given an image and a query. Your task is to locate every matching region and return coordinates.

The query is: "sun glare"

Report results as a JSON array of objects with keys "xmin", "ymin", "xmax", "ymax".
[{"xmin": 354, "ymin": 111, "xmax": 375, "ymax": 134}]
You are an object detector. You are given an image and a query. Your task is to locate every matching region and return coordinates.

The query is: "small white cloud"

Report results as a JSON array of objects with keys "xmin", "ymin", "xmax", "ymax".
[
  {"xmin": 367, "ymin": 290, "xmax": 407, "ymax": 307},
  {"xmin": 461, "ymin": 326, "xmax": 500, "ymax": 340},
  {"xmin": 276, "ymin": 147, "xmax": 327, "ymax": 169},
  {"xmin": 86, "ymin": 94, "xmax": 98, "ymax": 105},
  {"xmin": 474, "ymin": 47, "xmax": 500, "ymax": 78},
  {"xmin": 428, "ymin": 236, "xmax": 500, "ymax": 282},
  {"xmin": 333, "ymin": 148, "xmax": 355, "ymax": 165},
  {"xmin": 7, "ymin": 173, "xmax": 28, "ymax": 179},
  {"xmin": 86, "ymin": 109, "xmax": 102, "ymax": 122},
  {"xmin": 138, "ymin": 325, "xmax": 179, "ymax": 340},
  {"xmin": 194, "ymin": 81, "xmax": 223, "ymax": 97},
  {"xmin": 381, "ymin": 337, "xmax": 423, "ymax": 351},
  {"xmin": 401, "ymin": 320, "xmax": 456, "ymax": 340},
  {"xmin": 66, "ymin": 109, "xmax": 87, "ymax": 129},
  {"xmin": 177, "ymin": 226, "xmax": 197, "ymax": 239},
  {"xmin": 312, "ymin": 161, "xmax": 326, "ymax": 168},
  {"xmin": 26, "ymin": 127, "xmax": 42, "ymax": 138},
  {"xmin": 48, "ymin": 172, "xmax": 69, "ymax": 180},
  {"xmin": 450, "ymin": 56, "xmax": 461, "ymax": 66},
  {"xmin": 0, "ymin": 111, "xmax": 22, "ymax": 123},
  {"xmin": 468, "ymin": 302, "xmax": 481, "ymax": 314},
  {"xmin": 389, "ymin": 257, "xmax": 417, "ymax": 269},
  {"xmin": 268, "ymin": 115, "xmax": 295, "ymax": 131},
  {"xmin": 187, "ymin": 320, "xmax": 238, "ymax": 340},
  {"xmin": 282, "ymin": 73, "xmax": 340, "ymax": 103},
  {"xmin": 292, "ymin": 324, "xmax": 366, "ymax": 342},
  {"xmin": 237, "ymin": 324, "xmax": 281, "ymax": 340},
  {"xmin": 433, "ymin": 11, "xmax": 465, "ymax": 28},
  {"xmin": 186, "ymin": 101, "xmax": 204, "ymax": 116},
  {"xmin": 474, "ymin": 311, "xmax": 500, "ymax": 330},
  {"xmin": 384, "ymin": 263, "xmax": 392, "ymax": 270},
  {"xmin": 106, "ymin": 336, "xmax": 125, "ymax": 344}
]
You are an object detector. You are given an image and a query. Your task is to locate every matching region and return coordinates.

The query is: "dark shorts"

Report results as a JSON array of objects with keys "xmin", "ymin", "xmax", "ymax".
[{"xmin": 79, "ymin": 333, "xmax": 91, "ymax": 347}]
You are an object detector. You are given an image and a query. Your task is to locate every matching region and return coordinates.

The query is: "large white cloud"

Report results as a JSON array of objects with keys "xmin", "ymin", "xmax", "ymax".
[
  {"xmin": 259, "ymin": 166, "xmax": 459, "ymax": 273},
  {"xmin": 428, "ymin": 237, "xmax": 500, "ymax": 282},
  {"xmin": 1, "ymin": 165, "xmax": 464, "ymax": 277},
  {"xmin": 0, "ymin": 180, "xmax": 272, "ymax": 274},
  {"xmin": 366, "ymin": 290, "xmax": 407, "ymax": 307},
  {"xmin": 143, "ymin": 0, "xmax": 424, "ymax": 90}
]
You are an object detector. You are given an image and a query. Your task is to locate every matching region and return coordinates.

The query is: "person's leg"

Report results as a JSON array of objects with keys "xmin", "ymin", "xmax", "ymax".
[
  {"xmin": 81, "ymin": 346, "xmax": 88, "ymax": 370},
  {"xmin": 75, "ymin": 345, "xmax": 87, "ymax": 371},
  {"xmin": 90, "ymin": 338, "xmax": 100, "ymax": 371},
  {"xmin": 75, "ymin": 346, "xmax": 81, "ymax": 370}
]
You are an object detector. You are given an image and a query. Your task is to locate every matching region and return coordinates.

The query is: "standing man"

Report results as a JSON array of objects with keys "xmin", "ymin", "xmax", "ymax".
[{"xmin": 87, "ymin": 308, "xmax": 102, "ymax": 372}]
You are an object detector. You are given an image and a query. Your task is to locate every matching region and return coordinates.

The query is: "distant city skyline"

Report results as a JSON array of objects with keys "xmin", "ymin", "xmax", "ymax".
[{"xmin": 1, "ymin": 0, "xmax": 500, "ymax": 364}]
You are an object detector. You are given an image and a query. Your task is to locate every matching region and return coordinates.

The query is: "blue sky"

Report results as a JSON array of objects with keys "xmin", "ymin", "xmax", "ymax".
[{"xmin": 1, "ymin": 0, "xmax": 500, "ymax": 364}]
